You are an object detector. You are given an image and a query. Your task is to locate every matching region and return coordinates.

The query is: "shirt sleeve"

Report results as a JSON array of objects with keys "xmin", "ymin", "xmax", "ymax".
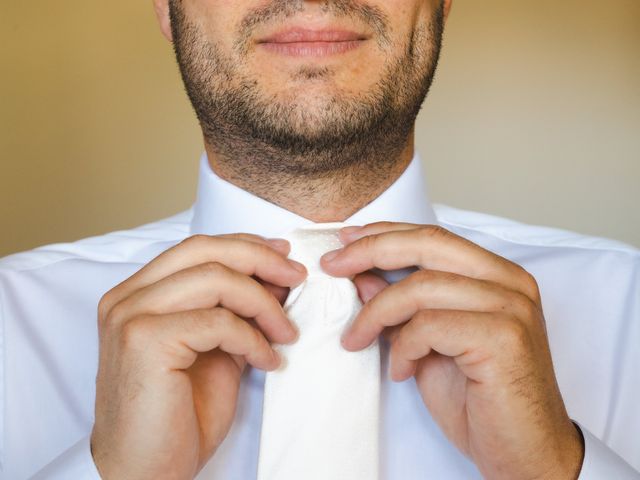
[
  {"xmin": 576, "ymin": 422, "xmax": 640, "ymax": 479},
  {"xmin": 30, "ymin": 435, "xmax": 102, "ymax": 480}
]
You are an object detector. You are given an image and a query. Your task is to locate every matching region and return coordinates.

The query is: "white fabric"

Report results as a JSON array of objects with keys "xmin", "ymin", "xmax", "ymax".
[
  {"xmin": 29, "ymin": 435, "xmax": 100, "ymax": 480},
  {"xmin": 577, "ymin": 422, "xmax": 640, "ymax": 479},
  {"xmin": 256, "ymin": 223, "xmax": 380, "ymax": 480},
  {"xmin": 0, "ymin": 151, "xmax": 638, "ymax": 479}
]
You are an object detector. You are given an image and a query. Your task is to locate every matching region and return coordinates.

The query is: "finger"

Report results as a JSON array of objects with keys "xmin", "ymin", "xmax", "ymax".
[
  {"xmin": 108, "ymin": 262, "xmax": 297, "ymax": 344},
  {"xmin": 128, "ymin": 234, "xmax": 302, "ymax": 291},
  {"xmin": 381, "ymin": 325, "xmax": 402, "ymax": 344},
  {"xmin": 102, "ymin": 234, "xmax": 305, "ymax": 318},
  {"xmin": 256, "ymin": 278, "xmax": 290, "ymax": 306},
  {"xmin": 338, "ymin": 221, "xmax": 419, "ymax": 244},
  {"xmin": 389, "ymin": 309, "xmax": 523, "ymax": 383},
  {"xmin": 322, "ymin": 224, "xmax": 539, "ymax": 303},
  {"xmin": 219, "ymin": 233, "xmax": 292, "ymax": 254},
  {"xmin": 122, "ymin": 308, "xmax": 281, "ymax": 372},
  {"xmin": 352, "ymin": 271, "xmax": 389, "ymax": 303},
  {"xmin": 342, "ymin": 269, "xmax": 537, "ymax": 351}
]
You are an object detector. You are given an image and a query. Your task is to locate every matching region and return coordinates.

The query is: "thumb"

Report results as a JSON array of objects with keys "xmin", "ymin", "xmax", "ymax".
[{"xmin": 353, "ymin": 271, "xmax": 389, "ymax": 304}]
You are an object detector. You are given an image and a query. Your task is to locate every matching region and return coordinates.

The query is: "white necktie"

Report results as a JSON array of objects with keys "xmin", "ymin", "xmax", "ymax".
[{"xmin": 256, "ymin": 222, "xmax": 381, "ymax": 480}]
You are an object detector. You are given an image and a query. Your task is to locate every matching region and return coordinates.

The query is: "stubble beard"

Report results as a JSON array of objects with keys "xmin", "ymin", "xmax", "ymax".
[{"xmin": 169, "ymin": 0, "xmax": 444, "ymax": 180}]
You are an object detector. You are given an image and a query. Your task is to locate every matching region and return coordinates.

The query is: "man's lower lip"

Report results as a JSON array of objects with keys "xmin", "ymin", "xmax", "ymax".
[{"xmin": 258, "ymin": 40, "xmax": 365, "ymax": 57}]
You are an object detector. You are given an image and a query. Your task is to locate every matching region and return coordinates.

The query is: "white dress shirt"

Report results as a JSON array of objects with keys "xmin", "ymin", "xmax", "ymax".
[{"xmin": 1, "ymin": 152, "xmax": 638, "ymax": 479}]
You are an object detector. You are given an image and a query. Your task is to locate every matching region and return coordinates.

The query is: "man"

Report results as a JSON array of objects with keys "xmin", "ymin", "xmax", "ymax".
[{"xmin": 1, "ymin": 0, "xmax": 638, "ymax": 478}]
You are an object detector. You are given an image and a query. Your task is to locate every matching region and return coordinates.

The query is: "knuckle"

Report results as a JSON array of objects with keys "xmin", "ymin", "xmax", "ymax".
[
  {"xmin": 518, "ymin": 266, "xmax": 541, "ymax": 301},
  {"xmin": 200, "ymin": 261, "xmax": 227, "ymax": 277},
  {"xmin": 119, "ymin": 316, "xmax": 154, "ymax": 350},
  {"xmin": 235, "ymin": 233, "xmax": 269, "ymax": 244},
  {"xmin": 498, "ymin": 317, "xmax": 529, "ymax": 351},
  {"xmin": 211, "ymin": 307, "xmax": 235, "ymax": 328},
  {"xmin": 358, "ymin": 234, "xmax": 385, "ymax": 263},
  {"xmin": 220, "ymin": 233, "xmax": 267, "ymax": 250},
  {"xmin": 254, "ymin": 242, "xmax": 281, "ymax": 259},
  {"xmin": 512, "ymin": 292, "xmax": 539, "ymax": 321},
  {"xmin": 188, "ymin": 307, "xmax": 227, "ymax": 337},
  {"xmin": 181, "ymin": 234, "xmax": 210, "ymax": 248},
  {"xmin": 104, "ymin": 300, "xmax": 129, "ymax": 327},
  {"xmin": 414, "ymin": 271, "xmax": 432, "ymax": 293},
  {"xmin": 411, "ymin": 269, "xmax": 440, "ymax": 292},
  {"xmin": 212, "ymin": 308, "xmax": 251, "ymax": 340},
  {"xmin": 408, "ymin": 310, "xmax": 433, "ymax": 341},
  {"xmin": 219, "ymin": 232, "xmax": 253, "ymax": 241},
  {"xmin": 413, "ymin": 309, "xmax": 434, "ymax": 330},
  {"xmin": 372, "ymin": 221, "xmax": 395, "ymax": 229},
  {"xmin": 181, "ymin": 308, "xmax": 228, "ymax": 345},
  {"xmin": 418, "ymin": 225, "xmax": 450, "ymax": 241},
  {"xmin": 97, "ymin": 292, "xmax": 114, "ymax": 326},
  {"xmin": 397, "ymin": 311, "xmax": 432, "ymax": 350},
  {"xmin": 361, "ymin": 233, "xmax": 380, "ymax": 250},
  {"xmin": 180, "ymin": 309, "xmax": 208, "ymax": 332},
  {"xmin": 412, "ymin": 269, "xmax": 434, "ymax": 283}
]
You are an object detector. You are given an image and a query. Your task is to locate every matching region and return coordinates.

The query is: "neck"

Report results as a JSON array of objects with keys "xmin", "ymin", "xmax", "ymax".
[{"xmin": 204, "ymin": 135, "xmax": 415, "ymax": 223}]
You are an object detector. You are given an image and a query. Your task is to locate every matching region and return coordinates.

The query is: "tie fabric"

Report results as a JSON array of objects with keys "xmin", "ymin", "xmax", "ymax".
[{"xmin": 256, "ymin": 222, "xmax": 381, "ymax": 480}]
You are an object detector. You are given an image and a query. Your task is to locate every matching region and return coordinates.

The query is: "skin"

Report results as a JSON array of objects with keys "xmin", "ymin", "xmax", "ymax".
[
  {"xmin": 322, "ymin": 223, "xmax": 585, "ymax": 479},
  {"xmin": 153, "ymin": 0, "xmax": 446, "ymax": 221},
  {"xmin": 90, "ymin": 1, "xmax": 584, "ymax": 479},
  {"xmin": 92, "ymin": 234, "xmax": 305, "ymax": 478}
]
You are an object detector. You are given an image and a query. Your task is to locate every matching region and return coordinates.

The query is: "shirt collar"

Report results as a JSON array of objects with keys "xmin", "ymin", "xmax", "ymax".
[{"xmin": 190, "ymin": 151, "xmax": 439, "ymax": 238}]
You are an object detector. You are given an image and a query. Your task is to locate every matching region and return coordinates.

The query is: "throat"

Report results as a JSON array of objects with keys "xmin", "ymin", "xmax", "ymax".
[{"xmin": 205, "ymin": 143, "xmax": 414, "ymax": 223}]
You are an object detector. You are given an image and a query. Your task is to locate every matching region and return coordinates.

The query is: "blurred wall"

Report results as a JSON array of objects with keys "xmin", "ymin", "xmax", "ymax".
[{"xmin": 1, "ymin": 0, "xmax": 639, "ymax": 258}]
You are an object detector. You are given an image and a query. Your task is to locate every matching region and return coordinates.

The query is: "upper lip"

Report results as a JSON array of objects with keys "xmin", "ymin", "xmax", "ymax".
[{"xmin": 258, "ymin": 28, "xmax": 368, "ymax": 44}]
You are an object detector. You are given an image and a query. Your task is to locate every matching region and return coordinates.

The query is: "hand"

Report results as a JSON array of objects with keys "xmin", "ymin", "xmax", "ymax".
[
  {"xmin": 91, "ymin": 233, "xmax": 306, "ymax": 480},
  {"xmin": 321, "ymin": 222, "xmax": 584, "ymax": 480}
]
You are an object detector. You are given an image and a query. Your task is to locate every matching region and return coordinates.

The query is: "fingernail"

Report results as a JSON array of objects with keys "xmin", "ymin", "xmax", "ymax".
[
  {"xmin": 289, "ymin": 260, "xmax": 307, "ymax": 274},
  {"xmin": 361, "ymin": 292, "xmax": 374, "ymax": 304},
  {"xmin": 322, "ymin": 249, "xmax": 341, "ymax": 263}
]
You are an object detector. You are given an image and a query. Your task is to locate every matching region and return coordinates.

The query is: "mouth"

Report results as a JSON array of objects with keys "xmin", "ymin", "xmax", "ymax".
[{"xmin": 257, "ymin": 28, "xmax": 369, "ymax": 57}]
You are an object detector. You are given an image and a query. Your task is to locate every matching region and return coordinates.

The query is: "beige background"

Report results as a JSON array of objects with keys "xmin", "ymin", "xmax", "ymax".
[{"xmin": 1, "ymin": 0, "xmax": 639, "ymax": 258}]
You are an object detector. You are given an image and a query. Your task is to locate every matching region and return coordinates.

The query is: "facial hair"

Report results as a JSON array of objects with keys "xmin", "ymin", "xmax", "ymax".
[{"xmin": 169, "ymin": 0, "xmax": 444, "ymax": 180}]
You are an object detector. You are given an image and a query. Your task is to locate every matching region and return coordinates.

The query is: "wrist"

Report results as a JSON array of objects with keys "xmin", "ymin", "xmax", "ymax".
[
  {"xmin": 565, "ymin": 422, "xmax": 586, "ymax": 479},
  {"xmin": 545, "ymin": 421, "xmax": 585, "ymax": 480}
]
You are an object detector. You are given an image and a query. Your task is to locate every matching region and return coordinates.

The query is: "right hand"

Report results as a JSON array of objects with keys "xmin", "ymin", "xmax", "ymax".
[{"xmin": 90, "ymin": 233, "xmax": 307, "ymax": 480}]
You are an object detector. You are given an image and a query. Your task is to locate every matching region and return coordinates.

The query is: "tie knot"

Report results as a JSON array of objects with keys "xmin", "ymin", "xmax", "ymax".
[{"xmin": 281, "ymin": 222, "xmax": 351, "ymax": 277}]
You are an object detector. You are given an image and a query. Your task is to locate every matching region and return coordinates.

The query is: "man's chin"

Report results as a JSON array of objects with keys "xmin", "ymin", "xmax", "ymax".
[{"xmin": 267, "ymin": 84, "xmax": 345, "ymax": 111}]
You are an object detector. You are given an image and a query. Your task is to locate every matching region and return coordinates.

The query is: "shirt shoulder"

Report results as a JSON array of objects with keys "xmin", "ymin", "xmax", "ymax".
[
  {"xmin": 0, "ymin": 208, "xmax": 195, "ymax": 477},
  {"xmin": 433, "ymin": 202, "xmax": 640, "ymax": 324},
  {"xmin": 0, "ymin": 208, "xmax": 194, "ymax": 274},
  {"xmin": 434, "ymin": 204, "xmax": 640, "ymax": 472},
  {"xmin": 433, "ymin": 202, "xmax": 639, "ymax": 258}
]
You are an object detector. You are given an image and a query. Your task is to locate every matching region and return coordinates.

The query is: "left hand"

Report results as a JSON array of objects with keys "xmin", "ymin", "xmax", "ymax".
[{"xmin": 320, "ymin": 222, "xmax": 584, "ymax": 480}]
